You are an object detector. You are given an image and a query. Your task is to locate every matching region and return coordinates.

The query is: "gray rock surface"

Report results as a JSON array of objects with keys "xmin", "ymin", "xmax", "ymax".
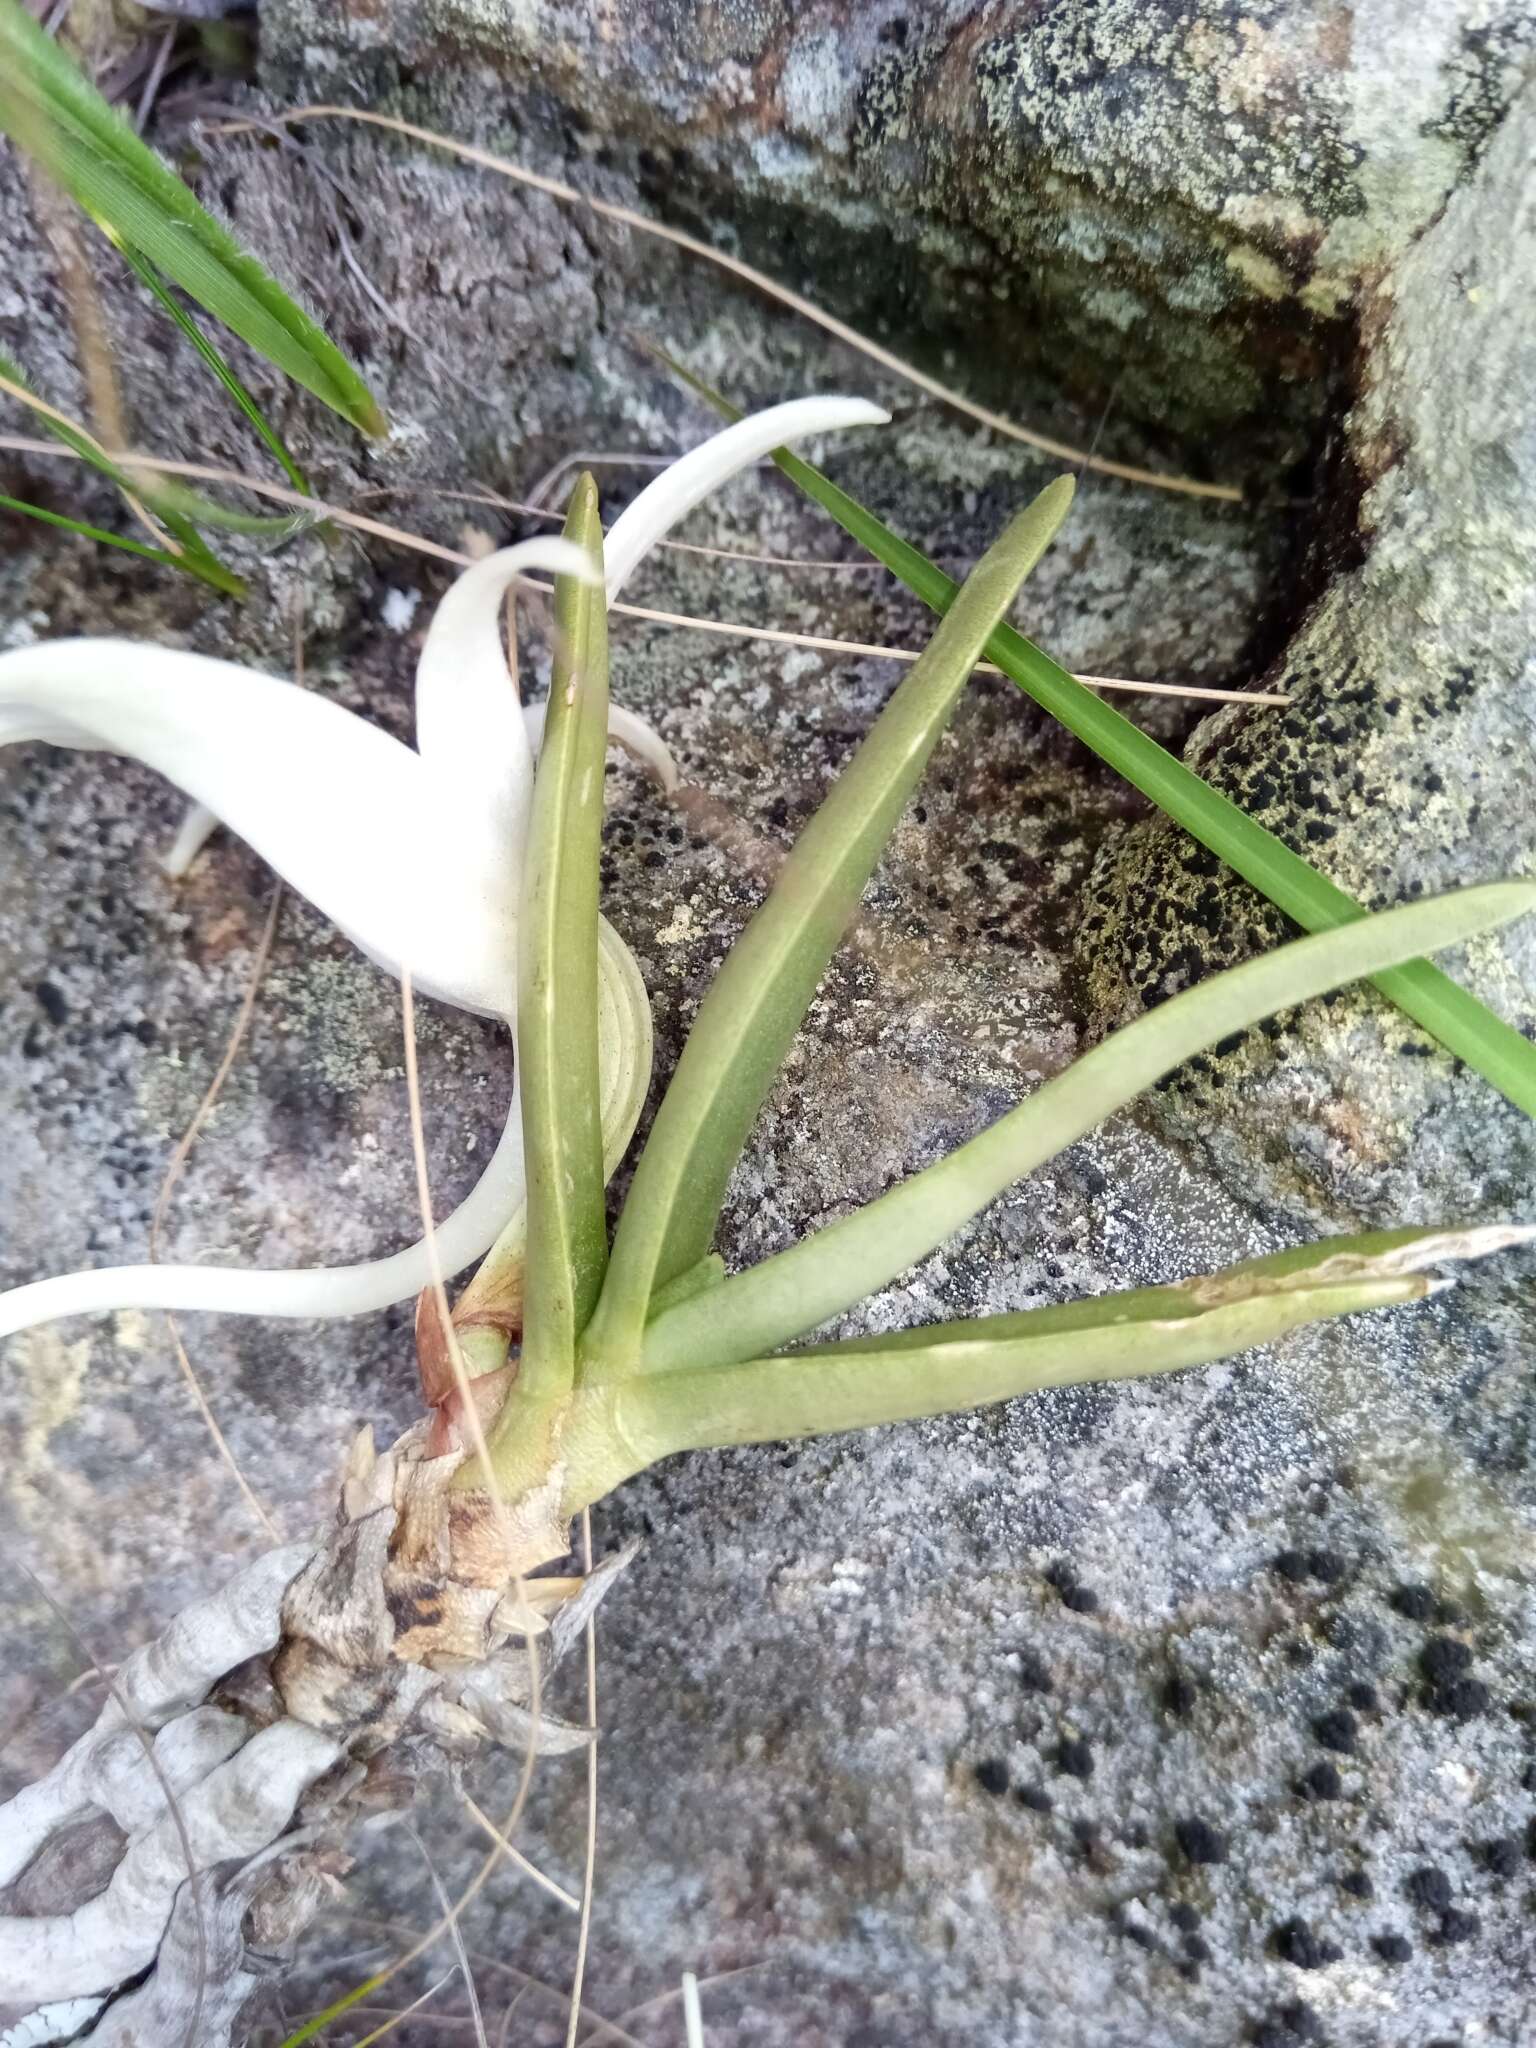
[
  {"xmin": 258, "ymin": 0, "xmax": 1536, "ymax": 462},
  {"xmin": 1, "ymin": 8, "xmax": 1534, "ymax": 2045},
  {"xmin": 1083, "ymin": 83, "xmax": 1536, "ymax": 1232}
]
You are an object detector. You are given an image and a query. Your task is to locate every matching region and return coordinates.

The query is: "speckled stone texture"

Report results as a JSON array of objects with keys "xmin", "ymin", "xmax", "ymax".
[
  {"xmin": 258, "ymin": 0, "xmax": 1536, "ymax": 461},
  {"xmin": 2, "ymin": 9, "xmax": 1535, "ymax": 2046},
  {"xmin": 1083, "ymin": 84, "xmax": 1536, "ymax": 1232}
]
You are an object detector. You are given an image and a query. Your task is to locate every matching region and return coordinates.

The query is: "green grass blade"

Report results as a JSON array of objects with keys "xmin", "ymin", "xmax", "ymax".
[
  {"xmin": 0, "ymin": 490, "xmax": 189, "ymax": 570},
  {"xmin": 117, "ymin": 241, "xmax": 314, "ymax": 496},
  {"xmin": 640, "ymin": 879, "xmax": 1536, "ymax": 1373},
  {"xmin": 662, "ymin": 351, "xmax": 1536, "ymax": 1121},
  {"xmin": 0, "ymin": 0, "xmax": 383, "ymax": 435},
  {"xmin": 277, "ymin": 1972, "xmax": 389, "ymax": 2048},
  {"xmin": 503, "ymin": 475, "xmax": 611, "ymax": 1400},
  {"xmin": 584, "ymin": 480, "xmax": 1074, "ymax": 1371},
  {"xmin": 1, "ymin": 345, "xmax": 246, "ymax": 592},
  {"xmin": 595, "ymin": 1224, "xmax": 1528, "ymax": 1481}
]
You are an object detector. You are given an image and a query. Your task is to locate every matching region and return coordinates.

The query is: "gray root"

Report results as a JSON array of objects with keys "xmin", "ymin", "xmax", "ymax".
[{"xmin": 0, "ymin": 1427, "xmax": 634, "ymax": 2046}]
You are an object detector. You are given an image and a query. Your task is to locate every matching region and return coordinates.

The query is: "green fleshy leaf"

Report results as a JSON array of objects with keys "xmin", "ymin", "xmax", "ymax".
[
  {"xmin": 580, "ymin": 1224, "xmax": 1531, "ymax": 1489},
  {"xmin": 508, "ymin": 474, "xmax": 612, "ymax": 1400},
  {"xmin": 584, "ymin": 479, "xmax": 1073, "ymax": 1372},
  {"xmin": 640, "ymin": 880, "xmax": 1536, "ymax": 1374},
  {"xmin": 658, "ymin": 348, "xmax": 1536, "ymax": 1122}
]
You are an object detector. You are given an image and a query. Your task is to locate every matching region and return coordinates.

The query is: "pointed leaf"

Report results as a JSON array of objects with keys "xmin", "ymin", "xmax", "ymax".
[
  {"xmin": 510, "ymin": 475, "xmax": 612, "ymax": 1398},
  {"xmin": 579, "ymin": 1224, "xmax": 1533, "ymax": 1491},
  {"xmin": 116, "ymin": 242, "xmax": 314, "ymax": 497},
  {"xmin": 0, "ymin": 0, "xmax": 383, "ymax": 434},
  {"xmin": 641, "ymin": 880, "xmax": 1536, "ymax": 1373},
  {"xmin": 585, "ymin": 479, "xmax": 1074, "ymax": 1369},
  {"xmin": 663, "ymin": 351, "xmax": 1536, "ymax": 1121}
]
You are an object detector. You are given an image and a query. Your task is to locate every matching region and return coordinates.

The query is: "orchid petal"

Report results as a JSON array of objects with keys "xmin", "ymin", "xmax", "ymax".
[
  {"xmin": 0, "ymin": 921, "xmax": 649, "ymax": 1338},
  {"xmin": 0, "ymin": 638, "xmax": 518, "ymax": 1014},
  {"xmin": 601, "ymin": 397, "xmax": 890, "ymax": 599},
  {"xmin": 412, "ymin": 536, "xmax": 595, "ymax": 870},
  {"xmin": 160, "ymin": 800, "xmax": 218, "ymax": 878},
  {"xmin": 522, "ymin": 698, "xmax": 680, "ymax": 792}
]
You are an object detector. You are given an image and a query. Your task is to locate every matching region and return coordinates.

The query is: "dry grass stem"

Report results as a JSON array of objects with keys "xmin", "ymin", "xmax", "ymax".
[
  {"xmin": 459, "ymin": 1794, "xmax": 581, "ymax": 1913},
  {"xmin": 0, "ymin": 434, "xmax": 1283, "ymax": 707},
  {"xmin": 148, "ymin": 882, "xmax": 285, "ymax": 1544}
]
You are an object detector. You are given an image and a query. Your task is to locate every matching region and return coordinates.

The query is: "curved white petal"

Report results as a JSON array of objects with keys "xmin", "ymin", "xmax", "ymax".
[
  {"xmin": 160, "ymin": 800, "xmax": 219, "ymax": 878},
  {"xmin": 0, "ymin": 924, "xmax": 649, "ymax": 1340},
  {"xmin": 0, "ymin": 639, "xmax": 517, "ymax": 1014},
  {"xmin": 523, "ymin": 698, "xmax": 680, "ymax": 792},
  {"xmin": 602, "ymin": 396, "xmax": 890, "ymax": 599},
  {"xmin": 412, "ymin": 536, "xmax": 595, "ymax": 873}
]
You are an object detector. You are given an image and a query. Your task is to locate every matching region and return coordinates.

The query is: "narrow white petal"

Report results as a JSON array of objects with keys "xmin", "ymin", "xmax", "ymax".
[
  {"xmin": 523, "ymin": 697, "xmax": 680, "ymax": 792},
  {"xmin": 602, "ymin": 396, "xmax": 889, "ymax": 599},
  {"xmin": 160, "ymin": 800, "xmax": 218, "ymax": 878},
  {"xmin": 0, "ymin": 924, "xmax": 651, "ymax": 1338},
  {"xmin": 0, "ymin": 639, "xmax": 517, "ymax": 1014},
  {"xmin": 413, "ymin": 536, "xmax": 596, "ymax": 870}
]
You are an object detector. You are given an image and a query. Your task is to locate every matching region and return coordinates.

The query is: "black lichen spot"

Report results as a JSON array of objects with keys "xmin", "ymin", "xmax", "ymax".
[
  {"xmin": 973, "ymin": 1758, "xmax": 1010, "ymax": 1797},
  {"xmin": 1339, "ymin": 1867, "xmax": 1373, "ymax": 1899},
  {"xmin": 1162, "ymin": 1671, "xmax": 1198, "ymax": 1716},
  {"xmin": 1371, "ymin": 1931, "xmax": 1412, "ymax": 1964},
  {"xmin": 1272, "ymin": 1549, "xmax": 1312, "ymax": 1583},
  {"xmin": 1061, "ymin": 1584, "xmax": 1099, "ymax": 1614},
  {"xmin": 1271, "ymin": 1918, "xmax": 1341, "ymax": 1969},
  {"xmin": 1298, "ymin": 1760, "xmax": 1343, "ymax": 1801},
  {"xmin": 1274, "ymin": 2002, "xmax": 1323, "ymax": 2043},
  {"xmin": 1016, "ymin": 1649, "xmax": 1053, "ymax": 1695},
  {"xmin": 1430, "ymin": 1907, "xmax": 1478, "ymax": 1946},
  {"xmin": 1477, "ymin": 1835, "xmax": 1521, "ymax": 1880},
  {"xmin": 1388, "ymin": 1583, "xmax": 1435, "ymax": 1621},
  {"xmin": 1015, "ymin": 1782, "xmax": 1052, "ymax": 1813},
  {"xmin": 1168, "ymin": 1902, "xmax": 1201, "ymax": 1933},
  {"xmin": 1419, "ymin": 1637, "xmax": 1473, "ymax": 1684},
  {"xmin": 32, "ymin": 979, "xmax": 68, "ymax": 1026},
  {"xmin": 1175, "ymin": 1816, "xmax": 1229, "ymax": 1866},
  {"xmin": 1056, "ymin": 1737, "xmax": 1094, "ymax": 1780},
  {"xmin": 1404, "ymin": 1866, "xmax": 1452, "ymax": 1913},
  {"xmin": 1418, "ymin": 1636, "xmax": 1490, "ymax": 1717},
  {"xmin": 1182, "ymin": 1932, "xmax": 1212, "ymax": 1965},
  {"xmin": 1345, "ymin": 1681, "xmax": 1378, "ymax": 1712},
  {"xmin": 1312, "ymin": 1708, "xmax": 1358, "ymax": 1754},
  {"xmin": 1425, "ymin": 1675, "xmax": 1492, "ymax": 1719},
  {"xmin": 1306, "ymin": 1550, "xmax": 1344, "ymax": 1585}
]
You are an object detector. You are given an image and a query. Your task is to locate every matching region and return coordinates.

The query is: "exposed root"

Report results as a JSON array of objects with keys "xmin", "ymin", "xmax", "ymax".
[{"xmin": 0, "ymin": 1430, "xmax": 635, "ymax": 2046}]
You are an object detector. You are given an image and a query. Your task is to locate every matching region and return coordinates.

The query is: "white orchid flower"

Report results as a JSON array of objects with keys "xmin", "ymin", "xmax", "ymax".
[{"xmin": 0, "ymin": 396, "xmax": 889, "ymax": 1339}]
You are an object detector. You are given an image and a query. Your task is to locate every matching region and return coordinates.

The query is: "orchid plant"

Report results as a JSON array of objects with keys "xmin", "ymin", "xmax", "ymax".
[
  {"xmin": 1, "ymin": 395, "xmax": 1531, "ymax": 1501},
  {"xmin": 3, "ymin": 396, "xmax": 1534, "ymax": 2043}
]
